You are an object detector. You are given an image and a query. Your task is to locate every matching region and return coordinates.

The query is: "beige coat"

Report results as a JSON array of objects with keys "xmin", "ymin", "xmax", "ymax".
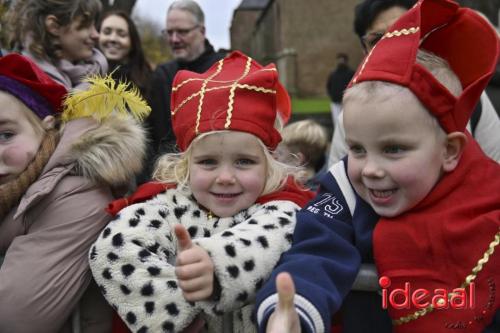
[{"xmin": 0, "ymin": 116, "xmax": 146, "ymax": 333}]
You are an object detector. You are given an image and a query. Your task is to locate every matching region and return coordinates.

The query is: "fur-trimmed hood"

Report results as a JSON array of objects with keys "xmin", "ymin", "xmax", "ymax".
[{"xmin": 47, "ymin": 116, "xmax": 146, "ymax": 186}]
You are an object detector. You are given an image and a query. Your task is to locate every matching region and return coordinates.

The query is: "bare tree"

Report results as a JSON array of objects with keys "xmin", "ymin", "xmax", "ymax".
[{"xmin": 100, "ymin": 0, "xmax": 137, "ymax": 15}]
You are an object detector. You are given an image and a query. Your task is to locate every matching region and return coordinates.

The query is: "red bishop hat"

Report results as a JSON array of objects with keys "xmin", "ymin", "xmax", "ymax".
[
  {"xmin": 170, "ymin": 51, "xmax": 291, "ymax": 151},
  {"xmin": 0, "ymin": 53, "xmax": 67, "ymax": 119},
  {"xmin": 349, "ymin": 0, "xmax": 500, "ymax": 133}
]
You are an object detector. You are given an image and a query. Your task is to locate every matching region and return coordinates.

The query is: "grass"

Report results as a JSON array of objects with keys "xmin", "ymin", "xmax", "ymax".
[{"xmin": 291, "ymin": 97, "xmax": 331, "ymax": 114}]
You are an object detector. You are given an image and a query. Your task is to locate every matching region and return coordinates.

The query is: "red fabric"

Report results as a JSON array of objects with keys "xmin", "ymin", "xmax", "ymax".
[
  {"xmin": 373, "ymin": 136, "xmax": 500, "ymax": 333},
  {"xmin": 112, "ymin": 312, "xmax": 130, "ymax": 333},
  {"xmin": 350, "ymin": 0, "xmax": 500, "ymax": 133},
  {"xmin": 106, "ymin": 182, "xmax": 174, "ymax": 216},
  {"xmin": 171, "ymin": 51, "xmax": 291, "ymax": 151},
  {"xmin": 0, "ymin": 53, "xmax": 67, "ymax": 114},
  {"xmin": 256, "ymin": 177, "xmax": 315, "ymax": 207}
]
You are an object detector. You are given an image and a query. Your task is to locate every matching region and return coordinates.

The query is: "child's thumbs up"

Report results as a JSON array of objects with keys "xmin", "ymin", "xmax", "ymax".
[
  {"xmin": 175, "ymin": 224, "xmax": 193, "ymax": 252},
  {"xmin": 265, "ymin": 272, "xmax": 301, "ymax": 333},
  {"xmin": 174, "ymin": 223, "xmax": 215, "ymax": 302}
]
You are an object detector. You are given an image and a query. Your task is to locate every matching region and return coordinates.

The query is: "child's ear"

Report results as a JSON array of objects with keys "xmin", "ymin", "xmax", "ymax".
[
  {"xmin": 45, "ymin": 15, "xmax": 61, "ymax": 36},
  {"xmin": 442, "ymin": 131, "xmax": 467, "ymax": 172},
  {"xmin": 42, "ymin": 116, "xmax": 56, "ymax": 130}
]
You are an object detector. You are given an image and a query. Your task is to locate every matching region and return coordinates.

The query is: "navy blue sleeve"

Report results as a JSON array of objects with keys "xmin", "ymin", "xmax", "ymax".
[{"xmin": 255, "ymin": 170, "xmax": 361, "ymax": 333}]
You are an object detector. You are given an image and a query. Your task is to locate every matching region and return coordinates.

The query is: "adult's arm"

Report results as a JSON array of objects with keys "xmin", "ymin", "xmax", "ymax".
[{"xmin": 0, "ymin": 177, "xmax": 112, "ymax": 333}]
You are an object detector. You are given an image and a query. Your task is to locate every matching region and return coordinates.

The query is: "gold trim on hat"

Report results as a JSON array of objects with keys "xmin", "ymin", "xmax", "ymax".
[
  {"xmin": 171, "ymin": 55, "xmax": 278, "ymax": 135},
  {"xmin": 225, "ymin": 56, "xmax": 253, "ymax": 128},
  {"xmin": 352, "ymin": 26, "xmax": 420, "ymax": 84}
]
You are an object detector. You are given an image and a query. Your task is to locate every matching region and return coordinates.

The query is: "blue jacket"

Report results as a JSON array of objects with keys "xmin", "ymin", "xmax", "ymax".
[{"xmin": 255, "ymin": 159, "xmax": 380, "ymax": 332}]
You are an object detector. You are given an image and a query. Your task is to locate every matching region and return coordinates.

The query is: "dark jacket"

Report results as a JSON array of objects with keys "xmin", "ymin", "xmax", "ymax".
[
  {"xmin": 145, "ymin": 40, "xmax": 226, "ymax": 156},
  {"xmin": 326, "ymin": 64, "xmax": 355, "ymax": 103}
]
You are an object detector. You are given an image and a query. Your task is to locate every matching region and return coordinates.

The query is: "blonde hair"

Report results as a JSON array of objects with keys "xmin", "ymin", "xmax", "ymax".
[
  {"xmin": 343, "ymin": 49, "xmax": 463, "ymax": 134},
  {"xmin": 153, "ymin": 117, "xmax": 300, "ymax": 196},
  {"xmin": 281, "ymin": 119, "xmax": 329, "ymax": 171}
]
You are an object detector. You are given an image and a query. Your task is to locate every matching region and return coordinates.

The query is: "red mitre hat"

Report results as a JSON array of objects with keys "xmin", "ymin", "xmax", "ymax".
[
  {"xmin": 171, "ymin": 51, "xmax": 291, "ymax": 151},
  {"xmin": 0, "ymin": 53, "xmax": 67, "ymax": 119},
  {"xmin": 349, "ymin": 0, "xmax": 500, "ymax": 133}
]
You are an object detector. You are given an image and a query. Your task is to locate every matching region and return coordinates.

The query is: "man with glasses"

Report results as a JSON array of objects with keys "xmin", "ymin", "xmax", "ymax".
[
  {"xmin": 328, "ymin": 0, "xmax": 500, "ymax": 165},
  {"xmin": 144, "ymin": 0, "xmax": 226, "ymax": 180}
]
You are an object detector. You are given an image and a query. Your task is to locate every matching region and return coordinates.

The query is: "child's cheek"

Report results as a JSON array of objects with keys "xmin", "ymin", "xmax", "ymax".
[{"xmin": 3, "ymin": 145, "xmax": 36, "ymax": 168}]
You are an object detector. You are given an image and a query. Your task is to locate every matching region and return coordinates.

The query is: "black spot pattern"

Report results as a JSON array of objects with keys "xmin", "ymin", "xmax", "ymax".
[
  {"xmin": 243, "ymin": 260, "xmax": 255, "ymax": 271},
  {"xmin": 126, "ymin": 311, "xmax": 136, "ymax": 324},
  {"xmin": 120, "ymin": 284, "xmax": 131, "ymax": 295},
  {"xmin": 263, "ymin": 224, "xmax": 277, "ymax": 230},
  {"xmin": 121, "ymin": 264, "xmax": 135, "ymax": 277},
  {"xmin": 165, "ymin": 303, "xmax": 179, "ymax": 316},
  {"xmin": 174, "ymin": 206, "xmax": 188, "ymax": 219},
  {"xmin": 222, "ymin": 231, "xmax": 233, "ymax": 237},
  {"xmin": 192, "ymin": 210, "xmax": 201, "ymax": 218},
  {"xmin": 285, "ymin": 210, "xmax": 294, "ymax": 217},
  {"xmin": 225, "ymin": 244, "xmax": 236, "ymax": 257},
  {"xmin": 107, "ymin": 252, "xmax": 119, "ymax": 261},
  {"xmin": 167, "ymin": 281, "xmax": 177, "ymax": 289},
  {"xmin": 147, "ymin": 266, "xmax": 161, "ymax": 276},
  {"xmin": 172, "ymin": 195, "xmax": 178, "ymax": 204},
  {"xmin": 149, "ymin": 219, "xmax": 162, "ymax": 228},
  {"xmin": 102, "ymin": 228, "xmax": 111, "ymax": 238},
  {"xmin": 141, "ymin": 282, "xmax": 154, "ymax": 296},
  {"xmin": 285, "ymin": 233, "xmax": 293, "ymax": 244},
  {"xmin": 279, "ymin": 217, "xmax": 292, "ymax": 226},
  {"xmin": 102, "ymin": 268, "xmax": 112, "ymax": 280},
  {"xmin": 227, "ymin": 265, "xmax": 239, "ymax": 278},
  {"xmin": 158, "ymin": 209, "xmax": 167, "ymax": 218},
  {"xmin": 137, "ymin": 326, "xmax": 148, "ymax": 333},
  {"xmin": 266, "ymin": 205, "xmax": 278, "ymax": 211},
  {"xmin": 139, "ymin": 249, "xmax": 151, "ymax": 261},
  {"xmin": 147, "ymin": 242, "xmax": 160, "ymax": 253},
  {"xmin": 129, "ymin": 217, "xmax": 140, "ymax": 227},
  {"xmin": 236, "ymin": 291, "xmax": 248, "ymax": 302},
  {"xmin": 145, "ymin": 301, "xmax": 155, "ymax": 314},
  {"xmin": 256, "ymin": 236, "xmax": 269, "ymax": 248},
  {"xmin": 112, "ymin": 233, "xmax": 124, "ymax": 247},
  {"xmin": 89, "ymin": 246, "xmax": 97, "ymax": 260},
  {"xmin": 162, "ymin": 321, "xmax": 174, "ymax": 332},
  {"xmin": 132, "ymin": 239, "xmax": 143, "ymax": 247},
  {"xmin": 203, "ymin": 228, "xmax": 211, "ymax": 237},
  {"xmin": 239, "ymin": 238, "xmax": 251, "ymax": 246},
  {"xmin": 135, "ymin": 208, "xmax": 145, "ymax": 216},
  {"xmin": 187, "ymin": 226, "xmax": 198, "ymax": 238},
  {"xmin": 248, "ymin": 219, "xmax": 258, "ymax": 225},
  {"xmin": 255, "ymin": 278, "xmax": 264, "ymax": 289}
]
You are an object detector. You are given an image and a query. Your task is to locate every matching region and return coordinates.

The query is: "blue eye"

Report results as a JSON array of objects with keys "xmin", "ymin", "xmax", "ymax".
[
  {"xmin": 197, "ymin": 159, "xmax": 217, "ymax": 165},
  {"xmin": 349, "ymin": 145, "xmax": 366, "ymax": 156},
  {"xmin": 0, "ymin": 132, "xmax": 14, "ymax": 142},
  {"xmin": 384, "ymin": 145, "xmax": 405, "ymax": 154},
  {"xmin": 236, "ymin": 158, "xmax": 256, "ymax": 167}
]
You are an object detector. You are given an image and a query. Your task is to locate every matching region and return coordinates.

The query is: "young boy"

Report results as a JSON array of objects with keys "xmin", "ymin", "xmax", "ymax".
[{"xmin": 255, "ymin": 0, "xmax": 500, "ymax": 332}]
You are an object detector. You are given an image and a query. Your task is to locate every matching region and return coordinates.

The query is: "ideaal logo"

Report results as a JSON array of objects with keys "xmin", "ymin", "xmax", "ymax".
[{"xmin": 379, "ymin": 276, "xmax": 475, "ymax": 310}]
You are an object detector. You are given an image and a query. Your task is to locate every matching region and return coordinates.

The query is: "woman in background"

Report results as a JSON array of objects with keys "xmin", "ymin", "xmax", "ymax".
[
  {"xmin": 7, "ymin": 0, "xmax": 107, "ymax": 90},
  {"xmin": 98, "ymin": 10, "xmax": 152, "ymax": 97}
]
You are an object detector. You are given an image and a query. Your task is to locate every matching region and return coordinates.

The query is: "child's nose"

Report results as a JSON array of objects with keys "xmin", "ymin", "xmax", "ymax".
[
  {"xmin": 215, "ymin": 167, "xmax": 236, "ymax": 184},
  {"xmin": 361, "ymin": 157, "xmax": 385, "ymax": 178}
]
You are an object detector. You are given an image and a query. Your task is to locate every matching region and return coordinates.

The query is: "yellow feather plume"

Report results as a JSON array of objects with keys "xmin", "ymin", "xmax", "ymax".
[{"xmin": 61, "ymin": 74, "xmax": 151, "ymax": 123}]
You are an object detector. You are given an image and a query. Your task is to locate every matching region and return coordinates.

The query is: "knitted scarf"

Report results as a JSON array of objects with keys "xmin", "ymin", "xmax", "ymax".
[{"xmin": 0, "ymin": 129, "xmax": 59, "ymax": 221}]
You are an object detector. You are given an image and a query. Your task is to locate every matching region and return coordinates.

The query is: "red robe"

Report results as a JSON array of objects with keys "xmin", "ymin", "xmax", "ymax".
[{"xmin": 374, "ymin": 135, "xmax": 500, "ymax": 333}]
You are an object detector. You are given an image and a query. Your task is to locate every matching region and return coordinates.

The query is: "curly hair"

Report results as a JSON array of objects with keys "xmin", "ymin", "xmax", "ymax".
[{"xmin": 7, "ymin": 0, "xmax": 101, "ymax": 61}]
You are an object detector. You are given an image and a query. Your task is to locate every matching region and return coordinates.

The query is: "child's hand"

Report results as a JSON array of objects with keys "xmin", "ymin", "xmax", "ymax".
[
  {"xmin": 266, "ymin": 272, "xmax": 301, "ymax": 333},
  {"xmin": 175, "ymin": 224, "xmax": 215, "ymax": 301}
]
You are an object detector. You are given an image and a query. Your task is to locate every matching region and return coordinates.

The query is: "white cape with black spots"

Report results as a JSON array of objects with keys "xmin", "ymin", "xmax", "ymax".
[{"xmin": 89, "ymin": 188, "xmax": 299, "ymax": 333}]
